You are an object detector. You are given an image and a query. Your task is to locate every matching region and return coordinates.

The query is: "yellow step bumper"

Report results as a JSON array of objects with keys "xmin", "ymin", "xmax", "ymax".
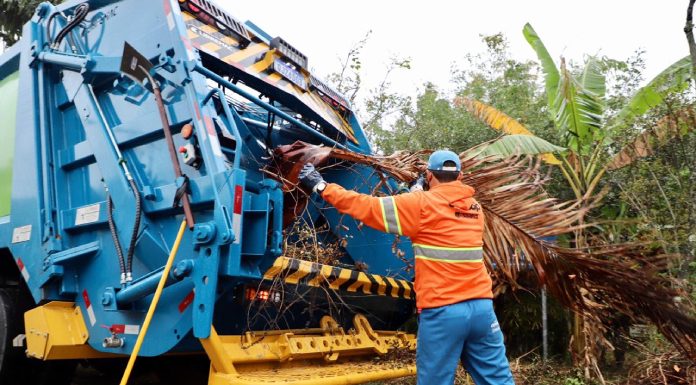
[
  {"xmin": 201, "ymin": 314, "xmax": 417, "ymax": 385},
  {"xmin": 209, "ymin": 360, "xmax": 416, "ymax": 385}
]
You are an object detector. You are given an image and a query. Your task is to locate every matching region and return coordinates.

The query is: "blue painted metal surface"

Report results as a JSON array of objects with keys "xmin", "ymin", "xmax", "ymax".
[{"xmin": 0, "ymin": 0, "xmax": 414, "ymax": 357}]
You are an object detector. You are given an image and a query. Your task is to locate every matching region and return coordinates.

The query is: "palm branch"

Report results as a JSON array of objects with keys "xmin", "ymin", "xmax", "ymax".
[
  {"xmin": 607, "ymin": 107, "xmax": 696, "ymax": 170},
  {"xmin": 272, "ymin": 140, "xmax": 696, "ymax": 361}
]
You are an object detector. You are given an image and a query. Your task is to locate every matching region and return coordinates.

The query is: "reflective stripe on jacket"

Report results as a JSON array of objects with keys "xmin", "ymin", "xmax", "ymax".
[{"xmin": 321, "ymin": 181, "xmax": 493, "ymax": 309}]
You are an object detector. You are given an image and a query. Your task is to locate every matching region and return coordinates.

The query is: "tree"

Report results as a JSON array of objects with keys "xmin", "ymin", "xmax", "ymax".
[
  {"xmin": 685, "ymin": 0, "xmax": 696, "ymax": 76},
  {"xmin": 455, "ymin": 23, "xmax": 694, "ymax": 378},
  {"xmin": 0, "ymin": 0, "xmax": 42, "ymax": 46},
  {"xmin": 460, "ymin": 24, "xmax": 692, "ymax": 235},
  {"xmin": 326, "ymin": 31, "xmax": 372, "ymax": 105},
  {"xmin": 380, "ymin": 34, "xmax": 552, "ymax": 156},
  {"xmin": 325, "ymin": 31, "xmax": 412, "ymax": 152}
]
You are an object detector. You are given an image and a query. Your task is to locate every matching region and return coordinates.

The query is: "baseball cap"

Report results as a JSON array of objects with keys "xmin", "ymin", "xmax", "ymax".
[{"xmin": 427, "ymin": 150, "xmax": 461, "ymax": 172}]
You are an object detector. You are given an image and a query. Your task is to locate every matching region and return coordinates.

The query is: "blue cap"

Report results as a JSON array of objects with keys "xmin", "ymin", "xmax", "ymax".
[{"xmin": 427, "ymin": 150, "xmax": 461, "ymax": 172}]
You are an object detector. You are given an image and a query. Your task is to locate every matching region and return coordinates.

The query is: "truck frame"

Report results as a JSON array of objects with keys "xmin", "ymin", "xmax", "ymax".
[{"xmin": 0, "ymin": 0, "xmax": 417, "ymax": 383}]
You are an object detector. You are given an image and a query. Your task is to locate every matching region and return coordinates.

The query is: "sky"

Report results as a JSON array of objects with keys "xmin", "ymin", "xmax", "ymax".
[{"xmin": 222, "ymin": 0, "xmax": 689, "ymax": 103}]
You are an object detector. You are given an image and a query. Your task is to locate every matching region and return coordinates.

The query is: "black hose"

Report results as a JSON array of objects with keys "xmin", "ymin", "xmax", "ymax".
[
  {"xmin": 52, "ymin": 3, "xmax": 89, "ymax": 49},
  {"xmin": 107, "ymin": 194, "xmax": 126, "ymax": 280},
  {"xmin": 125, "ymin": 178, "xmax": 142, "ymax": 280},
  {"xmin": 46, "ymin": 12, "xmax": 64, "ymax": 46},
  {"xmin": 266, "ymin": 109, "xmax": 275, "ymax": 153}
]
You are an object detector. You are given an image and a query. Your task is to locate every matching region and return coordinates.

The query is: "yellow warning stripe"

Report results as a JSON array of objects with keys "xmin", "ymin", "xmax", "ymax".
[
  {"xmin": 200, "ymin": 41, "xmax": 221, "ymax": 53},
  {"xmin": 222, "ymin": 43, "xmax": 268, "ymax": 64},
  {"xmin": 263, "ymin": 257, "xmax": 414, "ymax": 300},
  {"xmin": 183, "ymin": 14, "xmax": 358, "ymax": 143}
]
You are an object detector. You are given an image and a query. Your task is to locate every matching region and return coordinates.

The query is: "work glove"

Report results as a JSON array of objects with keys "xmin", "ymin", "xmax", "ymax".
[
  {"xmin": 409, "ymin": 174, "xmax": 426, "ymax": 192},
  {"xmin": 298, "ymin": 163, "xmax": 325, "ymax": 192}
]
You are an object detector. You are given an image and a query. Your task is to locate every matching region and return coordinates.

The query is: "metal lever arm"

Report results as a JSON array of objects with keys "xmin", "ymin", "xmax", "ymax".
[{"xmin": 141, "ymin": 67, "xmax": 195, "ymax": 229}]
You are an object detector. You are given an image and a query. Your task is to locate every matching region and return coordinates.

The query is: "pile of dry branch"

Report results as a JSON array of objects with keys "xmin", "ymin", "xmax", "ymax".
[{"xmin": 270, "ymin": 140, "xmax": 696, "ymax": 364}]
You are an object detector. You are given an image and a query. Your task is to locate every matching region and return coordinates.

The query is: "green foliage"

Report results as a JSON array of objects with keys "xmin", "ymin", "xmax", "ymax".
[
  {"xmin": 606, "ymin": 105, "xmax": 696, "ymax": 258},
  {"xmin": 379, "ymin": 83, "xmax": 499, "ymax": 153},
  {"xmin": 326, "ymin": 31, "xmax": 372, "ymax": 104},
  {"xmin": 523, "ymin": 24, "xmax": 607, "ymax": 154},
  {"xmin": 374, "ymin": 33, "xmax": 553, "ymax": 155},
  {"xmin": 333, "ymin": 25, "xmax": 696, "ymax": 376},
  {"xmin": 495, "ymin": 289, "xmax": 570, "ymax": 358},
  {"xmin": 607, "ymin": 56, "xmax": 692, "ymax": 133},
  {"xmin": 362, "ymin": 57, "xmax": 412, "ymax": 149},
  {"xmin": 0, "ymin": 0, "xmax": 42, "ymax": 46},
  {"xmin": 563, "ymin": 376, "xmax": 586, "ymax": 385},
  {"xmin": 553, "ymin": 58, "xmax": 605, "ymax": 153}
]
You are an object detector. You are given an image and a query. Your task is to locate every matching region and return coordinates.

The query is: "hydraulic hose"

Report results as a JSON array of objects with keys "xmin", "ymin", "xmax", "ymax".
[
  {"xmin": 88, "ymin": 85, "xmax": 142, "ymax": 283},
  {"xmin": 106, "ymin": 193, "xmax": 127, "ymax": 283},
  {"xmin": 51, "ymin": 3, "xmax": 89, "ymax": 49},
  {"xmin": 119, "ymin": 220, "xmax": 187, "ymax": 385},
  {"xmin": 46, "ymin": 12, "xmax": 65, "ymax": 47},
  {"xmin": 125, "ymin": 178, "xmax": 142, "ymax": 282}
]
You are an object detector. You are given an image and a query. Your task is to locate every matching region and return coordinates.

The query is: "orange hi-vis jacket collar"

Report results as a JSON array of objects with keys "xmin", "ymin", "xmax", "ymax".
[{"xmin": 322, "ymin": 181, "xmax": 493, "ymax": 309}]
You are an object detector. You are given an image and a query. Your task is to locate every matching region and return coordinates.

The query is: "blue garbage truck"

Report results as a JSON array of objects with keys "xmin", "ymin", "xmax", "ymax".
[{"xmin": 0, "ymin": 0, "xmax": 416, "ymax": 383}]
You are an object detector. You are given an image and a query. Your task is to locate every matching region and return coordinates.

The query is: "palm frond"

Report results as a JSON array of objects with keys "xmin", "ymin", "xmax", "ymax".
[
  {"xmin": 607, "ymin": 108, "xmax": 696, "ymax": 170},
  {"xmin": 272, "ymin": 140, "xmax": 696, "ymax": 361}
]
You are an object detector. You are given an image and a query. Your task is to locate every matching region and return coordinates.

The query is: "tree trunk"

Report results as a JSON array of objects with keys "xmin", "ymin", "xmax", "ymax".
[{"xmin": 685, "ymin": 0, "xmax": 696, "ymax": 76}]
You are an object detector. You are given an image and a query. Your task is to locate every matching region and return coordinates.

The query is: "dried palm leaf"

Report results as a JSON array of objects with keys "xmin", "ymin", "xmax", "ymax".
[
  {"xmin": 271, "ymin": 140, "xmax": 696, "ymax": 361},
  {"xmin": 607, "ymin": 108, "xmax": 696, "ymax": 170}
]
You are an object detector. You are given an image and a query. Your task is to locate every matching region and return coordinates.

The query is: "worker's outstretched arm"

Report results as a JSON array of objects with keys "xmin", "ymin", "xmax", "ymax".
[
  {"xmin": 321, "ymin": 183, "xmax": 421, "ymax": 237},
  {"xmin": 298, "ymin": 163, "xmax": 421, "ymax": 237}
]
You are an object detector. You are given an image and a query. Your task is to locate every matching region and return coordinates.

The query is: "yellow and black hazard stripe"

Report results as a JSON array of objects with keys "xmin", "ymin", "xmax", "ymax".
[
  {"xmin": 263, "ymin": 257, "xmax": 415, "ymax": 300},
  {"xmin": 181, "ymin": 13, "xmax": 358, "ymax": 143}
]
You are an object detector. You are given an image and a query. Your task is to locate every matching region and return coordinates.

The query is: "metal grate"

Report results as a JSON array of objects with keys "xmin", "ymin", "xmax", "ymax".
[
  {"xmin": 185, "ymin": 0, "xmax": 252, "ymax": 47},
  {"xmin": 309, "ymin": 75, "xmax": 351, "ymax": 110},
  {"xmin": 270, "ymin": 37, "xmax": 308, "ymax": 70}
]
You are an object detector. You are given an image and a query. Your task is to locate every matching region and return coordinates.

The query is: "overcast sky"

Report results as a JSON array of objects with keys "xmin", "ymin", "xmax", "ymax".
[{"xmin": 223, "ymin": 1, "xmax": 689, "ymax": 102}]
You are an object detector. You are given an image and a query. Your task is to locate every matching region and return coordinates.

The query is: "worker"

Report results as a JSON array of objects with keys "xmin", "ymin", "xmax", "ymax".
[{"xmin": 299, "ymin": 150, "xmax": 514, "ymax": 385}]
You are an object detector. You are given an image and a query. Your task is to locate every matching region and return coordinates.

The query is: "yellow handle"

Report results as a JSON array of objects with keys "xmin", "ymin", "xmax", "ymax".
[{"xmin": 119, "ymin": 220, "xmax": 187, "ymax": 385}]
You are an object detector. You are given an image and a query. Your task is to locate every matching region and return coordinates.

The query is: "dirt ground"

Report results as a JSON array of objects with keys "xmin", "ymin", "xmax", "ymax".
[{"xmin": 70, "ymin": 356, "xmax": 210, "ymax": 385}]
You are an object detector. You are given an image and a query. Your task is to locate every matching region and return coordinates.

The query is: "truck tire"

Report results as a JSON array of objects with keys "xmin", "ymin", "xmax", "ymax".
[
  {"xmin": 0, "ymin": 288, "xmax": 22, "ymax": 384},
  {"xmin": 0, "ymin": 288, "xmax": 76, "ymax": 385}
]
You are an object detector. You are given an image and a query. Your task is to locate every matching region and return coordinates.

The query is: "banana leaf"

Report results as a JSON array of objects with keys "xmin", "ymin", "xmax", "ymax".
[
  {"xmin": 523, "ymin": 23, "xmax": 560, "ymax": 110},
  {"xmin": 467, "ymin": 134, "xmax": 566, "ymax": 160},
  {"xmin": 456, "ymin": 97, "xmax": 562, "ymax": 165},
  {"xmin": 609, "ymin": 56, "xmax": 691, "ymax": 131}
]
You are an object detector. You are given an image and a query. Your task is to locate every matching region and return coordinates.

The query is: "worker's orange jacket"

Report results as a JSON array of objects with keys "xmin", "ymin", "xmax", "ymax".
[{"xmin": 322, "ymin": 181, "xmax": 493, "ymax": 309}]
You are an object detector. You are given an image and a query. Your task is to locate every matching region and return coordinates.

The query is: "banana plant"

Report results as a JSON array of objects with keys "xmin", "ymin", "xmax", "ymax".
[
  {"xmin": 523, "ymin": 22, "xmax": 691, "ymax": 203},
  {"xmin": 458, "ymin": 23, "xmax": 691, "ymax": 207},
  {"xmin": 457, "ymin": 23, "xmax": 693, "ymax": 371}
]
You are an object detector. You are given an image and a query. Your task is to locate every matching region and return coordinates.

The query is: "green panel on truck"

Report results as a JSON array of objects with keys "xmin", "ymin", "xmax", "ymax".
[{"xmin": 0, "ymin": 72, "xmax": 18, "ymax": 217}]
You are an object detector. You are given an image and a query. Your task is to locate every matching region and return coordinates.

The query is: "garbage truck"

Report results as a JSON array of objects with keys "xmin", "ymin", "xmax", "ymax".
[{"xmin": 0, "ymin": 0, "xmax": 417, "ymax": 383}]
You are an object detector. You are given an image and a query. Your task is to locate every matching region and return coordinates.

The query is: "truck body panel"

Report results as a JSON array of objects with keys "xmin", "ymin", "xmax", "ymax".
[{"xmin": 0, "ymin": 0, "xmax": 415, "ymax": 363}]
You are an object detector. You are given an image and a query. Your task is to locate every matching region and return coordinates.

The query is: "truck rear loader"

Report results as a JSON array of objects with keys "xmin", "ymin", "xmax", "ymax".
[{"xmin": 0, "ymin": 0, "xmax": 417, "ymax": 383}]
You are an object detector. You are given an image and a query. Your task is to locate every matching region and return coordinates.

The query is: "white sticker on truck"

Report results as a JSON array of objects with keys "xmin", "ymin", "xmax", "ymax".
[
  {"xmin": 75, "ymin": 204, "xmax": 101, "ymax": 226},
  {"xmin": 11, "ymin": 225, "xmax": 31, "ymax": 243}
]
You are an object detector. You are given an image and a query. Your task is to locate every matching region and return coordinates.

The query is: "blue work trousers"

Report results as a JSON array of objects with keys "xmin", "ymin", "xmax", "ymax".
[{"xmin": 416, "ymin": 299, "xmax": 514, "ymax": 385}]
